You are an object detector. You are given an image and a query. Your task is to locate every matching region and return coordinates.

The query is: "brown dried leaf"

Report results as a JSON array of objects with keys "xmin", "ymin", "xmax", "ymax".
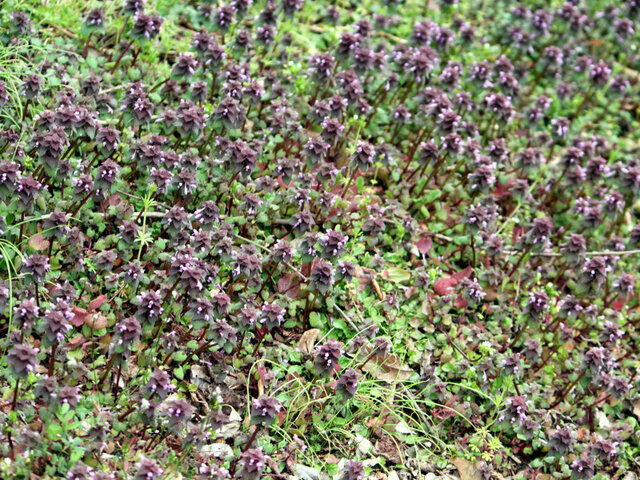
[
  {"xmin": 452, "ymin": 457, "xmax": 481, "ymax": 480},
  {"xmin": 28, "ymin": 234, "xmax": 50, "ymax": 252},
  {"xmin": 278, "ymin": 273, "xmax": 301, "ymax": 298},
  {"xmin": 86, "ymin": 313, "xmax": 109, "ymax": 330},
  {"xmin": 373, "ymin": 435, "xmax": 403, "ymax": 464},
  {"xmin": 70, "ymin": 306, "xmax": 90, "ymax": 327},
  {"xmin": 360, "ymin": 346, "xmax": 414, "ymax": 382},
  {"xmin": 88, "ymin": 295, "xmax": 108, "ymax": 311},
  {"xmin": 355, "ymin": 267, "xmax": 377, "ymax": 292},
  {"xmin": 372, "ymin": 278, "xmax": 384, "ymax": 300},
  {"xmin": 66, "ymin": 334, "xmax": 86, "ymax": 350},
  {"xmin": 296, "ymin": 328, "xmax": 320, "ymax": 355}
]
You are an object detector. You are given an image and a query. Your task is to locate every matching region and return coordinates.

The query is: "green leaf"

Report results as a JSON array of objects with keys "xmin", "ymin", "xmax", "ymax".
[
  {"xmin": 327, "ymin": 464, "xmax": 340, "ymax": 476},
  {"xmin": 173, "ymin": 351, "xmax": 188, "ymax": 363},
  {"xmin": 283, "ymin": 318, "xmax": 297, "ymax": 328},
  {"xmin": 68, "ymin": 348, "xmax": 84, "ymax": 361},
  {"xmin": 453, "ymin": 235, "xmax": 469, "ymax": 245},
  {"xmin": 309, "ymin": 312, "xmax": 324, "ymax": 328},
  {"xmin": 387, "ymin": 267, "xmax": 411, "ymax": 284},
  {"xmin": 174, "ymin": 366, "xmax": 184, "ymax": 380},
  {"xmin": 59, "ymin": 403, "xmax": 71, "ymax": 416},
  {"xmin": 425, "ymin": 189, "xmax": 442, "ymax": 203},
  {"xmin": 70, "ymin": 448, "xmax": 85, "ymax": 463}
]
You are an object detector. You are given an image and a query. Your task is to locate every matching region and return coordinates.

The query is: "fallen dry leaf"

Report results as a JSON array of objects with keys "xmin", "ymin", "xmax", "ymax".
[
  {"xmin": 278, "ymin": 273, "xmax": 301, "ymax": 298},
  {"xmin": 28, "ymin": 233, "xmax": 50, "ymax": 252},
  {"xmin": 354, "ymin": 267, "xmax": 377, "ymax": 292},
  {"xmin": 452, "ymin": 457, "xmax": 481, "ymax": 480},
  {"xmin": 296, "ymin": 328, "xmax": 320, "ymax": 355},
  {"xmin": 433, "ymin": 266, "xmax": 472, "ymax": 296},
  {"xmin": 88, "ymin": 295, "xmax": 108, "ymax": 311},
  {"xmin": 85, "ymin": 313, "xmax": 109, "ymax": 330},
  {"xmin": 633, "ymin": 399, "xmax": 640, "ymax": 420},
  {"xmin": 373, "ymin": 434, "xmax": 403, "ymax": 464},
  {"xmin": 417, "ymin": 236, "xmax": 432, "ymax": 254},
  {"xmin": 360, "ymin": 346, "xmax": 414, "ymax": 382},
  {"xmin": 70, "ymin": 306, "xmax": 90, "ymax": 327},
  {"xmin": 372, "ymin": 278, "xmax": 384, "ymax": 300}
]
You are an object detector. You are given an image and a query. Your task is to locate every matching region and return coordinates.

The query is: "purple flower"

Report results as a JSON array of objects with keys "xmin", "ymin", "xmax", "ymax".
[
  {"xmin": 21, "ymin": 73, "xmax": 43, "ymax": 98},
  {"xmin": 459, "ymin": 277, "xmax": 486, "ymax": 306},
  {"xmin": 291, "ymin": 210, "xmax": 316, "ymax": 234},
  {"xmin": 239, "ymin": 448, "xmax": 267, "ymax": 480},
  {"xmin": 67, "ymin": 462, "xmax": 94, "ymax": 480},
  {"xmin": 525, "ymin": 217, "xmax": 553, "ymax": 247},
  {"xmin": 571, "ymin": 456, "xmax": 595, "ymax": 480},
  {"xmin": 112, "ymin": 317, "xmax": 142, "ymax": 353},
  {"xmin": 304, "ymin": 136, "xmax": 330, "ymax": 164},
  {"xmin": 214, "ymin": 97, "xmax": 244, "ymax": 129},
  {"xmin": 131, "ymin": 14, "xmax": 164, "ymax": 40},
  {"xmin": 502, "ymin": 396, "xmax": 529, "ymax": 425},
  {"xmin": 259, "ymin": 303, "xmax": 285, "ymax": 330},
  {"xmin": 579, "ymin": 256, "xmax": 608, "ymax": 292},
  {"xmin": 336, "ymin": 368, "xmax": 360, "ymax": 400},
  {"xmin": 342, "ymin": 460, "xmax": 364, "ymax": 480},
  {"xmin": 310, "ymin": 54, "xmax": 335, "ymax": 82},
  {"xmin": 314, "ymin": 339, "xmax": 343, "ymax": 376},
  {"xmin": 251, "ymin": 396, "xmax": 283, "ymax": 426},
  {"xmin": 16, "ymin": 176, "xmax": 44, "ymax": 212},
  {"xmin": 7, "ymin": 343, "xmax": 38, "ymax": 379},
  {"xmin": 144, "ymin": 369, "xmax": 176, "ymax": 399},
  {"xmin": 582, "ymin": 346, "xmax": 615, "ymax": 377},
  {"xmin": 172, "ymin": 53, "xmax": 198, "ymax": 78},
  {"xmin": 321, "ymin": 229, "xmax": 347, "ymax": 259},
  {"xmin": 161, "ymin": 398, "xmax": 194, "ymax": 432},
  {"xmin": 58, "ymin": 385, "xmax": 80, "ymax": 407},
  {"xmin": 41, "ymin": 308, "xmax": 71, "ymax": 345},
  {"xmin": 21, "ymin": 253, "xmax": 50, "ymax": 283},
  {"xmin": 198, "ymin": 464, "xmax": 230, "ymax": 480},
  {"xmin": 136, "ymin": 290, "xmax": 164, "ymax": 326},
  {"xmin": 134, "ymin": 457, "xmax": 163, "ymax": 480},
  {"xmin": 214, "ymin": 4, "xmax": 236, "ymax": 32},
  {"xmin": 591, "ymin": 438, "xmax": 617, "ymax": 464},
  {"xmin": 351, "ymin": 141, "xmax": 375, "ymax": 171},
  {"xmin": 309, "ymin": 259, "xmax": 335, "ymax": 294},
  {"xmin": 502, "ymin": 354, "xmax": 522, "ymax": 377},
  {"xmin": 84, "ymin": 8, "xmax": 105, "ymax": 28},
  {"xmin": 525, "ymin": 291, "xmax": 549, "ymax": 319},
  {"xmin": 549, "ymin": 426, "xmax": 575, "ymax": 454}
]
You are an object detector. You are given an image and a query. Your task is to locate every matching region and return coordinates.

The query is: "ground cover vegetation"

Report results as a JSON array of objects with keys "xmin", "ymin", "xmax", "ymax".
[{"xmin": 1, "ymin": 0, "xmax": 640, "ymax": 478}]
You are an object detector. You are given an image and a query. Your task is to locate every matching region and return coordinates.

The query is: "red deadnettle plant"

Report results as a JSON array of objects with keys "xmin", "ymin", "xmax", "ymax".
[{"xmin": 2, "ymin": 0, "xmax": 640, "ymax": 479}]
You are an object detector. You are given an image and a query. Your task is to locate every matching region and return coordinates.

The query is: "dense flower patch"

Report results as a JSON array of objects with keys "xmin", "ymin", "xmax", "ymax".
[{"xmin": 1, "ymin": 0, "xmax": 640, "ymax": 479}]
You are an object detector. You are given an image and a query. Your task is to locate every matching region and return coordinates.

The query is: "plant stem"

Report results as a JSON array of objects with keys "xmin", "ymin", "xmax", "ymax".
[
  {"xmin": 549, "ymin": 370, "xmax": 586, "ymax": 409},
  {"xmin": 98, "ymin": 355, "xmax": 117, "ymax": 388},
  {"xmin": 110, "ymin": 40, "xmax": 134, "ymax": 74},
  {"xmin": 11, "ymin": 378, "xmax": 20, "ymax": 411},
  {"xmin": 82, "ymin": 32, "xmax": 93, "ymax": 59},
  {"xmin": 48, "ymin": 344, "xmax": 57, "ymax": 376},
  {"xmin": 340, "ymin": 168, "xmax": 357, "ymax": 199}
]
